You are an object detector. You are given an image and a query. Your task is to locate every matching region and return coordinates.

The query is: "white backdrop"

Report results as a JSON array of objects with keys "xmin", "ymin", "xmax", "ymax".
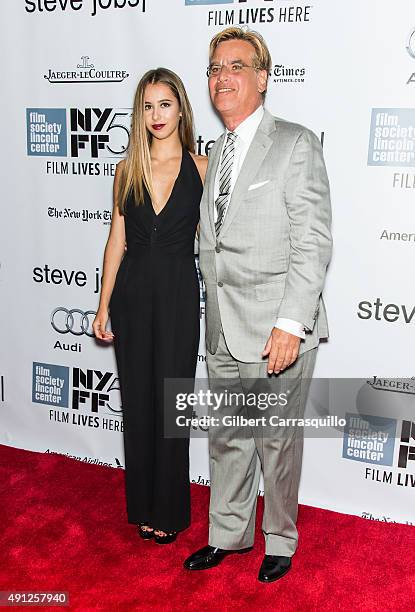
[{"xmin": 1, "ymin": 0, "xmax": 414, "ymax": 525}]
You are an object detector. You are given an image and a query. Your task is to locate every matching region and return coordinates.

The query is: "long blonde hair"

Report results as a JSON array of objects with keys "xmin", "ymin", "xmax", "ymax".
[{"xmin": 118, "ymin": 68, "xmax": 195, "ymax": 213}]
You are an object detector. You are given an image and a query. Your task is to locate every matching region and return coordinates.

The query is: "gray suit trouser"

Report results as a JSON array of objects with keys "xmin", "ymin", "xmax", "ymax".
[{"xmin": 207, "ymin": 328, "xmax": 317, "ymax": 557}]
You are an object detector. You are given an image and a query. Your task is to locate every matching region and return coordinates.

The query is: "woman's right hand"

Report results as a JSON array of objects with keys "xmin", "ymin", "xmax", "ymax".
[{"xmin": 92, "ymin": 308, "xmax": 114, "ymax": 342}]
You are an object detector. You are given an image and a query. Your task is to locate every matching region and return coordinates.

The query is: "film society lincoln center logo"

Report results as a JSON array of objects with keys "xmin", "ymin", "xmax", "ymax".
[
  {"xmin": 367, "ymin": 108, "xmax": 415, "ymax": 167},
  {"xmin": 342, "ymin": 378, "xmax": 415, "ymax": 488},
  {"xmin": 342, "ymin": 413, "xmax": 415, "ymax": 478},
  {"xmin": 27, "ymin": 109, "xmax": 67, "ymax": 157},
  {"xmin": 342, "ymin": 413, "xmax": 396, "ymax": 466}
]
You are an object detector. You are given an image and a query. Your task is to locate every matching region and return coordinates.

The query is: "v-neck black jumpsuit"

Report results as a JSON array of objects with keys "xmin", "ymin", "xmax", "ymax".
[{"xmin": 109, "ymin": 148, "xmax": 202, "ymax": 532}]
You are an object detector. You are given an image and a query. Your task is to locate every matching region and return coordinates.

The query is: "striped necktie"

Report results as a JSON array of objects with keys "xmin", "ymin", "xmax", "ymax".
[{"xmin": 215, "ymin": 131, "xmax": 237, "ymax": 237}]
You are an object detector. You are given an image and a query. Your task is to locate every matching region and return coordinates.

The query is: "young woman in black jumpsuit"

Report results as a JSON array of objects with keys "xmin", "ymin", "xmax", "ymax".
[{"xmin": 93, "ymin": 68, "xmax": 207, "ymax": 544}]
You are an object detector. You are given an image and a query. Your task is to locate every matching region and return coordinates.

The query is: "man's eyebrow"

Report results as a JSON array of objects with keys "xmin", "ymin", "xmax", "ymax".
[{"xmin": 210, "ymin": 58, "xmax": 244, "ymax": 65}]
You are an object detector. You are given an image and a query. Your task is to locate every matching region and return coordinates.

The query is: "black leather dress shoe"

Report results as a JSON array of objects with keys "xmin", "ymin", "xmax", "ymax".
[
  {"xmin": 183, "ymin": 545, "xmax": 252, "ymax": 570},
  {"xmin": 258, "ymin": 555, "xmax": 292, "ymax": 583}
]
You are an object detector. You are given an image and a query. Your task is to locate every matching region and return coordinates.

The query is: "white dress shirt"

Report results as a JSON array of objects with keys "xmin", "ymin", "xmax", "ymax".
[{"xmin": 214, "ymin": 105, "xmax": 306, "ymax": 339}]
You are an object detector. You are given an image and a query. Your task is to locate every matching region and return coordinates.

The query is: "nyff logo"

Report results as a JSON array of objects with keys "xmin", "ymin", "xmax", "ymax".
[
  {"xmin": 398, "ymin": 420, "xmax": 415, "ymax": 469},
  {"xmin": 70, "ymin": 108, "xmax": 130, "ymax": 158}
]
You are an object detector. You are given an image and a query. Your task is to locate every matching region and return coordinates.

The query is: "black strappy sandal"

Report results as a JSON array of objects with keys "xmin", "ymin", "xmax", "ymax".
[
  {"xmin": 153, "ymin": 529, "xmax": 177, "ymax": 544},
  {"xmin": 137, "ymin": 522, "xmax": 154, "ymax": 540}
]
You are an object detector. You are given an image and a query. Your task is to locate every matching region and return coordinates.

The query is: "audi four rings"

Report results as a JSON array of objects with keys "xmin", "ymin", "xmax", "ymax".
[
  {"xmin": 51, "ymin": 307, "xmax": 97, "ymax": 337},
  {"xmin": 407, "ymin": 26, "xmax": 415, "ymax": 59}
]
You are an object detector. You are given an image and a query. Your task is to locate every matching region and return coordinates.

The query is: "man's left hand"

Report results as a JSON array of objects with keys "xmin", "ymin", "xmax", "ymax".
[{"xmin": 262, "ymin": 328, "xmax": 301, "ymax": 374}]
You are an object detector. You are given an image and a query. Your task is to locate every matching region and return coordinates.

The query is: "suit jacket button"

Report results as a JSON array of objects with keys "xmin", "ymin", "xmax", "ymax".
[
  {"xmin": 217, "ymin": 281, "xmax": 223, "ymax": 287},
  {"xmin": 215, "ymin": 246, "xmax": 221, "ymax": 253}
]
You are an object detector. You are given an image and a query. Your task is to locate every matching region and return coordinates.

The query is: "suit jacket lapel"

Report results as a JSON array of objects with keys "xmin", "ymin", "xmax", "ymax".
[{"xmin": 218, "ymin": 109, "xmax": 276, "ymax": 239}]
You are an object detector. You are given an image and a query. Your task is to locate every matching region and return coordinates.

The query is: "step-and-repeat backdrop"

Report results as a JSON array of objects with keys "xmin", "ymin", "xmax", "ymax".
[{"xmin": 1, "ymin": 0, "xmax": 414, "ymax": 525}]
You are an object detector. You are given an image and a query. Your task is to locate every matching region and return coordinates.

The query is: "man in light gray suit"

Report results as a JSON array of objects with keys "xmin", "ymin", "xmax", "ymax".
[{"xmin": 184, "ymin": 27, "xmax": 332, "ymax": 582}]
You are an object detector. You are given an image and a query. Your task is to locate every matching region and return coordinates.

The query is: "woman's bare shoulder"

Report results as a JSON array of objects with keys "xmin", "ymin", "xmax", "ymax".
[
  {"xmin": 189, "ymin": 152, "xmax": 208, "ymax": 182},
  {"xmin": 189, "ymin": 152, "xmax": 208, "ymax": 165}
]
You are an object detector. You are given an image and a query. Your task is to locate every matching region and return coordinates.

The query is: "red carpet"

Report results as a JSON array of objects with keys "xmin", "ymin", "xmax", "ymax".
[{"xmin": 0, "ymin": 444, "xmax": 413, "ymax": 611}]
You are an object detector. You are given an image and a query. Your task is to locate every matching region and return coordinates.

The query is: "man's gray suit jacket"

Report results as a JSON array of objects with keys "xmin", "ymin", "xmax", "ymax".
[{"xmin": 198, "ymin": 109, "xmax": 332, "ymax": 363}]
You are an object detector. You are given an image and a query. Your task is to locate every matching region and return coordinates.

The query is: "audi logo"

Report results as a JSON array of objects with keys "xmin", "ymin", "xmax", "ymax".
[
  {"xmin": 51, "ymin": 307, "xmax": 96, "ymax": 337},
  {"xmin": 407, "ymin": 27, "xmax": 415, "ymax": 59}
]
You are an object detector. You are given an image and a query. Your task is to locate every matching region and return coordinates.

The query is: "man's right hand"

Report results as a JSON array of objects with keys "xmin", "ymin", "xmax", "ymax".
[{"xmin": 262, "ymin": 327, "xmax": 300, "ymax": 374}]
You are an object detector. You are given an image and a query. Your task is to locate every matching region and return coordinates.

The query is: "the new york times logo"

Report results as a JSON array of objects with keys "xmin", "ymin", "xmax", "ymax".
[
  {"xmin": 48, "ymin": 205, "xmax": 112, "ymax": 224},
  {"xmin": 70, "ymin": 108, "xmax": 131, "ymax": 158},
  {"xmin": 270, "ymin": 64, "xmax": 305, "ymax": 84},
  {"xmin": 25, "ymin": 0, "xmax": 146, "ymax": 18},
  {"xmin": 44, "ymin": 56, "xmax": 129, "ymax": 84},
  {"xmin": 361, "ymin": 512, "xmax": 413, "ymax": 525}
]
